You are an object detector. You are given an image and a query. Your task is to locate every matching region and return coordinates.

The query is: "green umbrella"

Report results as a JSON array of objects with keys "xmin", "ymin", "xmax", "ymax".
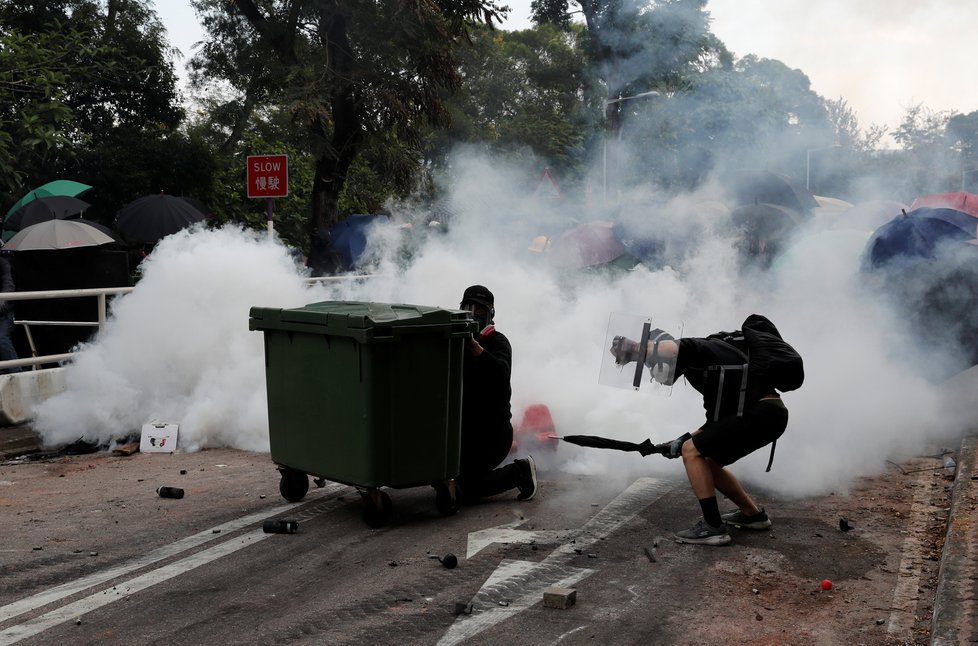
[{"xmin": 5, "ymin": 180, "xmax": 93, "ymax": 219}]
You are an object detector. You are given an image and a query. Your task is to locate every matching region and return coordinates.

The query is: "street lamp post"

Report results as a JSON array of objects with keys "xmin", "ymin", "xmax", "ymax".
[
  {"xmin": 805, "ymin": 144, "xmax": 842, "ymax": 192},
  {"xmin": 603, "ymin": 90, "xmax": 660, "ymax": 201},
  {"xmin": 961, "ymin": 168, "xmax": 978, "ymax": 192}
]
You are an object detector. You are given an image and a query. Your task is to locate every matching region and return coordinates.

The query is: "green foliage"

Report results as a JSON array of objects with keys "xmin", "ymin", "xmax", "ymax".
[
  {"xmin": 946, "ymin": 110, "xmax": 978, "ymax": 172},
  {"xmin": 438, "ymin": 23, "xmax": 594, "ymax": 181},
  {"xmin": 0, "ymin": 0, "xmax": 198, "ymax": 220}
]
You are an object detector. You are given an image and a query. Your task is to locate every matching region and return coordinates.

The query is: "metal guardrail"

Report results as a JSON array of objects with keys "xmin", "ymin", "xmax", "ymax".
[{"xmin": 0, "ymin": 276, "xmax": 377, "ymax": 371}]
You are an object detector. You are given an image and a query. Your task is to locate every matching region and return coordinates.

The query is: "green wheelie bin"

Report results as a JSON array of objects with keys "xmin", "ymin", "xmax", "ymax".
[{"xmin": 249, "ymin": 301, "xmax": 475, "ymax": 527}]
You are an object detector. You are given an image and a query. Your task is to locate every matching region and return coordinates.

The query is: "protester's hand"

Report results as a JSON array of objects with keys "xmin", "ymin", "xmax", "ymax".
[
  {"xmin": 655, "ymin": 432, "xmax": 691, "ymax": 458},
  {"xmin": 610, "ymin": 336, "xmax": 640, "ymax": 365},
  {"xmin": 466, "ymin": 335, "xmax": 484, "ymax": 357}
]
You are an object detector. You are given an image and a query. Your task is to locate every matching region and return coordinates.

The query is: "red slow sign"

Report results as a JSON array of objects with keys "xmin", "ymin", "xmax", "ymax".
[{"xmin": 247, "ymin": 154, "xmax": 289, "ymax": 198}]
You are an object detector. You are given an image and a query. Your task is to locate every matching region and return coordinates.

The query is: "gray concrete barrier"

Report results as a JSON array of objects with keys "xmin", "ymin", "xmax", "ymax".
[{"xmin": 0, "ymin": 367, "xmax": 68, "ymax": 425}]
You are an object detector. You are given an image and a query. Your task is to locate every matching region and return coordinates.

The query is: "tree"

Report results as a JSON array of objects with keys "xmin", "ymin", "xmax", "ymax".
[
  {"xmin": 615, "ymin": 55, "xmax": 832, "ymax": 190},
  {"xmin": 191, "ymin": 0, "xmax": 506, "ymax": 275},
  {"xmin": 892, "ymin": 104, "xmax": 957, "ymax": 197},
  {"xmin": 438, "ymin": 23, "xmax": 593, "ymax": 182},
  {"xmin": 0, "ymin": 0, "xmax": 194, "ymax": 220},
  {"xmin": 945, "ymin": 110, "xmax": 978, "ymax": 176}
]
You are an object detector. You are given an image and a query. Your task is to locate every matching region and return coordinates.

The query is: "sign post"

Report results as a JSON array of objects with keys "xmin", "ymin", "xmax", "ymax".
[{"xmin": 247, "ymin": 154, "xmax": 289, "ymax": 238}]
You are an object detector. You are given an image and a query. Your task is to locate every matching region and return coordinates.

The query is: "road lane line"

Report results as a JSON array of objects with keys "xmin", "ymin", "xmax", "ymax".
[
  {"xmin": 439, "ymin": 476, "xmax": 674, "ymax": 645},
  {"xmin": 0, "ymin": 531, "xmax": 270, "ymax": 643},
  {"xmin": 0, "ymin": 483, "xmax": 343, "ymax": 625}
]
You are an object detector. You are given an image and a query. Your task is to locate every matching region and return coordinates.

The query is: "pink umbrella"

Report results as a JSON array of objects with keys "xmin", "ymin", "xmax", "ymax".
[{"xmin": 547, "ymin": 221, "xmax": 626, "ymax": 269}]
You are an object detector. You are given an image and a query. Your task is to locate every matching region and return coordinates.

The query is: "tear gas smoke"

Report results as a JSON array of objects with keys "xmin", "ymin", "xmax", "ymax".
[{"xmin": 32, "ymin": 153, "xmax": 975, "ymax": 499}]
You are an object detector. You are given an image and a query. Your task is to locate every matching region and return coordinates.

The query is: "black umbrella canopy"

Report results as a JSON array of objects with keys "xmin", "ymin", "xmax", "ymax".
[
  {"xmin": 724, "ymin": 169, "xmax": 819, "ymax": 215},
  {"xmin": 115, "ymin": 194, "xmax": 207, "ymax": 244},
  {"xmin": 557, "ymin": 434, "xmax": 668, "ymax": 457},
  {"xmin": 4, "ymin": 195, "xmax": 90, "ymax": 232}
]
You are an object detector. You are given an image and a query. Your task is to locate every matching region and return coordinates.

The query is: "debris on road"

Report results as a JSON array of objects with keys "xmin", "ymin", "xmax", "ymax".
[{"xmin": 544, "ymin": 587, "xmax": 577, "ymax": 609}]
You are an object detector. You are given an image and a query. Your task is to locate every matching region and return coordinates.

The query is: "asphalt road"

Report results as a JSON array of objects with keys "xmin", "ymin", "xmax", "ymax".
[{"xmin": 0, "ymin": 447, "xmax": 953, "ymax": 645}]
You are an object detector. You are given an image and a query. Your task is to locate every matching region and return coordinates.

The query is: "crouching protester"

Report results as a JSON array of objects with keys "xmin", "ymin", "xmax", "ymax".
[
  {"xmin": 610, "ymin": 315, "xmax": 803, "ymax": 545},
  {"xmin": 456, "ymin": 285, "xmax": 538, "ymax": 504}
]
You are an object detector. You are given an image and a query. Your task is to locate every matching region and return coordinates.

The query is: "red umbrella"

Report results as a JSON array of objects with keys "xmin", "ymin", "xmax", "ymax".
[
  {"xmin": 909, "ymin": 192, "xmax": 978, "ymax": 218},
  {"xmin": 548, "ymin": 221, "xmax": 626, "ymax": 269}
]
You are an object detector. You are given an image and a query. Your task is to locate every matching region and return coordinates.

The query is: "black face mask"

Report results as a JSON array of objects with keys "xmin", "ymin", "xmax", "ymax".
[
  {"xmin": 474, "ymin": 310, "xmax": 490, "ymax": 330},
  {"xmin": 462, "ymin": 303, "xmax": 491, "ymax": 330}
]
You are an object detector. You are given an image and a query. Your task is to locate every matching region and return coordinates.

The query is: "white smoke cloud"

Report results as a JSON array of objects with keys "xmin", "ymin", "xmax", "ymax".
[{"xmin": 30, "ymin": 151, "xmax": 976, "ymax": 500}]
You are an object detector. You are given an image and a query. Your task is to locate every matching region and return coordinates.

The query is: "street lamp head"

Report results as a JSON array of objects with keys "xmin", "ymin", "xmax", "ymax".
[{"xmin": 605, "ymin": 90, "xmax": 661, "ymax": 106}]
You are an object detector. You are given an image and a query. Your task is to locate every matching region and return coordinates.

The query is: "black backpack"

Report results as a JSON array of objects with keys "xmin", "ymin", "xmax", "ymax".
[
  {"xmin": 705, "ymin": 314, "xmax": 803, "ymax": 472},
  {"xmin": 705, "ymin": 314, "xmax": 804, "ymax": 395},
  {"xmin": 740, "ymin": 314, "xmax": 805, "ymax": 393}
]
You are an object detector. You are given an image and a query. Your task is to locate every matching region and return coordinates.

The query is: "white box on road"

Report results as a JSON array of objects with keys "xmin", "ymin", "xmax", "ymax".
[{"xmin": 140, "ymin": 423, "xmax": 179, "ymax": 453}]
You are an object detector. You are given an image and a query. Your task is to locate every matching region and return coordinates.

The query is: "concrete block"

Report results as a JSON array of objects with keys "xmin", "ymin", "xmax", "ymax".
[
  {"xmin": 543, "ymin": 587, "xmax": 577, "ymax": 609},
  {"xmin": 0, "ymin": 367, "xmax": 68, "ymax": 425}
]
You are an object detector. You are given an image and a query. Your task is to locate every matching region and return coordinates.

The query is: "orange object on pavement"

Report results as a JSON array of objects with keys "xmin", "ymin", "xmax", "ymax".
[{"xmin": 512, "ymin": 403, "xmax": 559, "ymax": 454}]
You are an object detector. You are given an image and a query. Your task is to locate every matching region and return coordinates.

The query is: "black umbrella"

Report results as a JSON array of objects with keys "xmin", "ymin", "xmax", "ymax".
[
  {"xmin": 115, "ymin": 194, "xmax": 207, "ymax": 244},
  {"xmin": 5, "ymin": 195, "xmax": 90, "ymax": 232},
  {"xmin": 724, "ymin": 169, "xmax": 819, "ymax": 215},
  {"xmin": 554, "ymin": 434, "xmax": 669, "ymax": 457}
]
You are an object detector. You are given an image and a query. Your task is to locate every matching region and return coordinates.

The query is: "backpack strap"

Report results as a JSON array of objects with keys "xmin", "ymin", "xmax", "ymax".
[
  {"xmin": 712, "ymin": 338, "xmax": 749, "ymax": 419},
  {"xmin": 765, "ymin": 439, "xmax": 777, "ymax": 472}
]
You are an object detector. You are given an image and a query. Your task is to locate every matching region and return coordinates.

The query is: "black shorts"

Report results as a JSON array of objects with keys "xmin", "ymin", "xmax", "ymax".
[{"xmin": 691, "ymin": 398, "xmax": 788, "ymax": 467}]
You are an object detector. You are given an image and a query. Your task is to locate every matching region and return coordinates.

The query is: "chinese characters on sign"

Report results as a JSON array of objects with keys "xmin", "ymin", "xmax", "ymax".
[{"xmin": 246, "ymin": 154, "xmax": 289, "ymax": 198}]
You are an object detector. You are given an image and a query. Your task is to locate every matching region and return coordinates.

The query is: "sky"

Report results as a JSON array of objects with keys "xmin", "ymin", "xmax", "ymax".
[{"xmin": 158, "ymin": 1, "xmax": 978, "ymax": 138}]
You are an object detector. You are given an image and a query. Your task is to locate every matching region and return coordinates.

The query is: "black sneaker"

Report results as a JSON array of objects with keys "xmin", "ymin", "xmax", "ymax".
[
  {"xmin": 516, "ymin": 455, "xmax": 538, "ymax": 501},
  {"xmin": 674, "ymin": 520, "xmax": 731, "ymax": 545},
  {"xmin": 721, "ymin": 508, "xmax": 772, "ymax": 530}
]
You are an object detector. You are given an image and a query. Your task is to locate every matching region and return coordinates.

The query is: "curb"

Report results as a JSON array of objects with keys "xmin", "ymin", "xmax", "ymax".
[
  {"xmin": 0, "ymin": 423, "xmax": 40, "ymax": 460},
  {"xmin": 930, "ymin": 432, "xmax": 978, "ymax": 645}
]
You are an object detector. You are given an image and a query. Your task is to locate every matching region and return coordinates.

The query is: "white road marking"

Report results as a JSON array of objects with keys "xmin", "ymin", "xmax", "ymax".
[
  {"xmin": 550, "ymin": 625, "xmax": 588, "ymax": 644},
  {"xmin": 439, "ymin": 476, "xmax": 674, "ymax": 645},
  {"xmin": 0, "ymin": 483, "xmax": 345, "ymax": 642},
  {"xmin": 466, "ymin": 523, "xmax": 576, "ymax": 558},
  {"xmin": 0, "ymin": 531, "xmax": 270, "ymax": 643}
]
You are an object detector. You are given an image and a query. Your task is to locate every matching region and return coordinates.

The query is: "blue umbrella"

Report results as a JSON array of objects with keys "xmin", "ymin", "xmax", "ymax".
[
  {"xmin": 328, "ymin": 214, "xmax": 389, "ymax": 271},
  {"xmin": 862, "ymin": 207, "xmax": 978, "ymax": 270}
]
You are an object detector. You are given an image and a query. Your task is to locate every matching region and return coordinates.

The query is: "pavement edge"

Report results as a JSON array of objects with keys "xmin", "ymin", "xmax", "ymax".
[{"xmin": 930, "ymin": 432, "xmax": 978, "ymax": 645}]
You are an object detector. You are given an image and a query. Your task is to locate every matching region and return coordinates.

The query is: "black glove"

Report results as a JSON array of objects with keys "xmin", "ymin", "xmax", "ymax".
[
  {"xmin": 654, "ymin": 432, "xmax": 691, "ymax": 459},
  {"xmin": 610, "ymin": 336, "xmax": 640, "ymax": 365}
]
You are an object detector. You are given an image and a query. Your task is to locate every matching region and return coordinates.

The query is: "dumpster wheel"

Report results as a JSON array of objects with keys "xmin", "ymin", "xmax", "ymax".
[
  {"xmin": 359, "ymin": 488, "xmax": 393, "ymax": 527},
  {"xmin": 278, "ymin": 468, "xmax": 309, "ymax": 503},
  {"xmin": 434, "ymin": 480, "xmax": 462, "ymax": 517}
]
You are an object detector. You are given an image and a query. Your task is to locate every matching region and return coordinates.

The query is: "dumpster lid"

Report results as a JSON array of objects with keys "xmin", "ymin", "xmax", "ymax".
[{"xmin": 251, "ymin": 301, "xmax": 469, "ymax": 330}]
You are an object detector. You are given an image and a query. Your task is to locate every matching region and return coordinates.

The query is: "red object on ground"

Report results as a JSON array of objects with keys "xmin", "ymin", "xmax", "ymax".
[
  {"xmin": 511, "ymin": 403, "xmax": 558, "ymax": 454},
  {"xmin": 821, "ymin": 579, "xmax": 833, "ymax": 591}
]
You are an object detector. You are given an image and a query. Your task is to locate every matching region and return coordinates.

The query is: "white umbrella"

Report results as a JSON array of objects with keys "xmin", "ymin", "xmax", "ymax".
[{"xmin": 4, "ymin": 219, "xmax": 116, "ymax": 251}]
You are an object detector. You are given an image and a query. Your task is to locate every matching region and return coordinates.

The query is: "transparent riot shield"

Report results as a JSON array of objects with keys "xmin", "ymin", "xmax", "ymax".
[{"xmin": 598, "ymin": 312, "xmax": 680, "ymax": 391}]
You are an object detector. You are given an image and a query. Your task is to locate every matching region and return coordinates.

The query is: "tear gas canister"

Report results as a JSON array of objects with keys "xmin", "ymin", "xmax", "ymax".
[
  {"xmin": 262, "ymin": 519, "xmax": 298, "ymax": 534},
  {"xmin": 156, "ymin": 486, "xmax": 185, "ymax": 499}
]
